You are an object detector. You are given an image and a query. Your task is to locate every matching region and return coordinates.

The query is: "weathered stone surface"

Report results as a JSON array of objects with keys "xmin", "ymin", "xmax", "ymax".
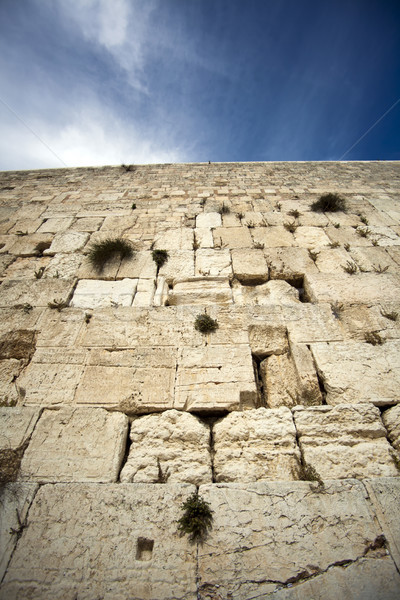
[
  {"xmin": 382, "ymin": 405, "xmax": 400, "ymax": 453},
  {"xmin": 0, "ymin": 407, "xmax": 41, "ymax": 450},
  {"xmin": 132, "ymin": 278, "xmax": 156, "ymax": 307},
  {"xmin": 158, "ymin": 250, "xmax": 195, "ymax": 284},
  {"xmin": 9, "ymin": 219, "xmax": 43, "ymax": 235},
  {"xmin": 0, "ymin": 254, "xmax": 14, "ymax": 276},
  {"xmin": 120, "ymin": 410, "xmax": 212, "ymax": 484},
  {"xmin": 348, "ymin": 246, "xmax": 398, "ymax": 273},
  {"xmin": 44, "ymin": 231, "xmax": 89, "ymax": 255},
  {"xmin": 251, "ymin": 225, "xmax": 294, "ymax": 248},
  {"xmin": 213, "ymin": 408, "xmax": 300, "ymax": 482},
  {"xmin": 19, "ymin": 407, "xmax": 128, "ymax": 482},
  {"xmin": 248, "ymin": 324, "xmax": 288, "ymax": 357},
  {"xmin": 154, "ymin": 227, "xmax": 193, "ymax": 250},
  {"xmin": 0, "ymin": 483, "xmax": 197, "ymax": 600},
  {"xmin": 43, "ymin": 253, "xmax": 83, "ymax": 279},
  {"xmin": 117, "ymin": 250, "xmax": 157, "ymax": 279},
  {"xmin": 213, "ymin": 226, "xmax": 253, "ymax": 248},
  {"xmin": 266, "ymin": 247, "xmax": 317, "ymax": 281},
  {"xmin": 293, "ymin": 225, "xmax": 331, "ymax": 248},
  {"xmin": 3, "ymin": 256, "xmax": 50, "ymax": 279},
  {"xmin": 283, "ymin": 303, "xmax": 343, "ymax": 343},
  {"xmin": 314, "ymin": 247, "xmax": 351, "ymax": 273},
  {"xmin": 195, "ymin": 249, "xmax": 232, "ymax": 277},
  {"xmin": 69, "ymin": 216, "xmax": 104, "ymax": 232},
  {"xmin": 232, "ymin": 279, "xmax": 300, "ymax": 305},
  {"xmin": 304, "ymin": 272, "xmax": 400, "ymax": 304},
  {"xmin": 0, "ymin": 279, "xmax": 75, "ymax": 308},
  {"xmin": 70, "ymin": 278, "xmax": 137, "ymax": 308},
  {"xmin": 0, "ymin": 329, "xmax": 36, "ymax": 360},
  {"xmin": 231, "ymin": 248, "xmax": 268, "ymax": 283},
  {"xmin": 168, "ymin": 277, "xmax": 233, "ymax": 305},
  {"xmin": 8, "ymin": 234, "xmax": 53, "ymax": 257},
  {"xmin": 196, "ymin": 212, "xmax": 221, "ymax": 228},
  {"xmin": 198, "ymin": 480, "xmax": 387, "ymax": 599},
  {"xmin": 0, "ymin": 359, "xmax": 24, "ymax": 406},
  {"xmin": 175, "ymin": 345, "xmax": 257, "ymax": 412},
  {"xmin": 36, "ymin": 309, "xmax": 84, "ymax": 347},
  {"xmin": 194, "ymin": 227, "xmax": 214, "ymax": 248},
  {"xmin": 311, "ymin": 340, "xmax": 400, "ymax": 405},
  {"xmin": 294, "ymin": 405, "xmax": 399, "ymax": 479},
  {"xmin": 364, "ymin": 478, "xmax": 400, "ymax": 571},
  {"xmin": 36, "ymin": 217, "xmax": 74, "ymax": 233},
  {"xmin": 0, "ymin": 483, "xmax": 38, "ymax": 582}
]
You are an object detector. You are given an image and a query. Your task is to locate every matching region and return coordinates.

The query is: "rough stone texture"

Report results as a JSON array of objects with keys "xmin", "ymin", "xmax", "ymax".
[
  {"xmin": 294, "ymin": 405, "xmax": 399, "ymax": 479},
  {"xmin": 175, "ymin": 345, "xmax": 257, "ymax": 412},
  {"xmin": 231, "ymin": 248, "xmax": 268, "ymax": 283},
  {"xmin": 311, "ymin": 340, "xmax": 400, "ymax": 406},
  {"xmin": 248, "ymin": 324, "xmax": 288, "ymax": 357},
  {"xmin": 195, "ymin": 249, "xmax": 232, "ymax": 277},
  {"xmin": 0, "ymin": 483, "xmax": 197, "ymax": 600},
  {"xmin": 0, "ymin": 483, "xmax": 38, "ymax": 581},
  {"xmin": 197, "ymin": 480, "xmax": 389, "ymax": 599},
  {"xmin": 168, "ymin": 277, "xmax": 233, "ymax": 305},
  {"xmin": 43, "ymin": 231, "xmax": 89, "ymax": 255},
  {"xmin": 0, "ymin": 407, "xmax": 41, "ymax": 450},
  {"xmin": 132, "ymin": 278, "xmax": 156, "ymax": 307},
  {"xmin": 19, "ymin": 407, "xmax": 128, "ymax": 482},
  {"xmin": 382, "ymin": 404, "xmax": 400, "ymax": 452},
  {"xmin": 304, "ymin": 272, "xmax": 400, "ymax": 304},
  {"xmin": 213, "ymin": 226, "xmax": 253, "ymax": 248},
  {"xmin": 0, "ymin": 359, "xmax": 24, "ymax": 406},
  {"xmin": 158, "ymin": 250, "xmax": 195, "ymax": 284},
  {"xmin": 196, "ymin": 212, "xmax": 221, "ymax": 228},
  {"xmin": 213, "ymin": 408, "xmax": 300, "ymax": 482},
  {"xmin": 0, "ymin": 279, "xmax": 75, "ymax": 308},
  {"xmin": 120, "ymin": 410, "xmax": 212, "ymax": 484},
  {"xmin": 232, "ymin": 279, "xmax": 300, "ymax": 306},
  {"xmin": 266, "ymin": 246, "xmax": 318, "ymax": 281},
  {"xmin": 70, "ymin": 278, "xmax": 138, "ymax": 308}
]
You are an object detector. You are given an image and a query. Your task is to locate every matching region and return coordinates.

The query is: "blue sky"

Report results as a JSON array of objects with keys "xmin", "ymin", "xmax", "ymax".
[{"xmin": 0, "ymin": 0, "xmax": 399, "ymax": 170}]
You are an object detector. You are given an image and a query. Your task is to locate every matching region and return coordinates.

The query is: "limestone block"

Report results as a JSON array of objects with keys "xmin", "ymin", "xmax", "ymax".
[
  {"xmin": 175, "ymin": 345, "xmax": 258, "ymax": 412},
  {"xmin": 69, "ymin": 216, "xmax": 103, "ymax": 232},
  {"xmin": 0, "ymin": 483, "xmax": 38, "ymax": 581},
  {"xmin": 43, "ymin": 253, "xmax": 83, "ymax": 279},
  {"xmin": 260, "ymin": 353, "xmax": 298, "ymax": 408},
  {"xmin": 315, "ymin": 247, "xmax": 350, "ymax": 273},
  {"xmin": 364, "ymin": 478, "xmax": 400, "ymax": 571},
  {"xmin": 154, "ymin": 227, "xmax": 193, "ymax": 250},
  {"xmin": 293, "ymin": 226, "xmax": 331, "ymax": 248},
  {"xmin": 213, "ymin": 226, "xmax": 253, "ymax": 249},
  {"xmin": 120, "ymin": 410, "xmax": 212, "ymax": 484},
  {"xmin": 19, "ymin": 407, "xmax": 128, "ymax": 483},
  {"xmin": 194, "ymin": 227, "xmax": 214, "ymax": 248},
  {"xmin": 70, "ymin": 278, "xmax": 137, "ymax": 309},
  {"xmin": 0, "ymin": 279, "xmax": 75, "ymax": 308},
  {"xmin": 74, "ymin": 347, "xmax": 177, "ymax": 413},
  {"xmin": 168, "ymin": 277, "xmax": 233, "ymax": 306},
  {"xmin": 232, "ymin": 279, "xmax": 300, "ymax": 306},
  {"xmin": 158, "ymin": 250, "xmax": 195, "ymax": 284},
  {"xmin": 3, "ymin": 256, "xmax": 50, "ymax": 279},
  {"xmin": 266, "ymin": 247, "xmax": 317, "ymax": 282},
  {"xmin": 9, "ymin": 220, "xmax": 43, "ymax": 234},
  {"xmin": 132, "ymin": 278, "xmax": 156, "ymax": 307},
  {"xmin": 213, "ymin": 408, "xmax": 300, "ymax": 482},
  {"xmin": 0, "ymin": 359, "xmax": 24, "ymax": 406},
  {"xmin": 251, "ymin": 225, "xmax": 294, "ymax": 248},
  {"xmin": 231, "ymin": 248, "xmax": 268, "ymax": 283},
  {"xmin": 325, "ymin": 226, "xmax": 373, "ymax": 247},
  {"xmin": 43, "ymin": 231, "xmax": 89, "ymax": 255},
  {"xmin": 0, "ymin": 308, "xmax": 42, "ymax": 336},
  {"xmin": 196, "ymin": 212, "xmax": 221, "ymax": 228},
  {"xmin": 198, "ymin": 480, "xmax": 385, "ymax": 599},
  {"xmin": 78, "ymin": 253, "xmax": 120, "ymax": 279},
  {"xmin": 311, "ymin": 340, "xmax": 400, "ymax": 406},
  {"xmin": 153, "ymin": 276, "xmax": 169, "ymax": 306},
  {"xmin": 248, "ymin": 324, "xmax": 288, "ymax": 357},
  {"xmin": 36, "ymin": 308, "xmax": 84, "ymax": 347},
  {"xmin": 36, "ymin": 217, "xmax": 74, "ymax": 233},
  {"xmin": 368, "ymin": 225, "xmax": 400, "ymax": 246},
  {"xmin": 8, "ymin": 234, "xmax": 53, "ymax": 257},
  {"xmin": 294, "ymin": 405, "xmax": 399, "ymax": 479},
  {"xmin": 283, "ymin": 303, "xmax": 343, "ymax": 343},
  {"xmin": 290, "ymin": 343, "xmax": 323, "ymax": 405},
  {"xmin": 117, "ymin": 250, "xmax": 157, "ymax": 279},
  {"xmin": 100, "ymin": 214, "xmax": 137, "ymax": 231},
  {"xmin": 195, "ymin": 249, "xmax": 232, "ymax": 277},
  {"xmin": 304, "ymin": 273, "xmax": 400, "ymax": 304},
  {"xmin": 0, "ymin": 483, "xmax": 197, "ymax": 600},
  {"xmin": 382, "ymin": 405, "xmax": 400, "ymax": 452},
  {"xmin": 262, "ymin": 558, "xmax": 400, "ymax": 600},
  {"xmin": 0, "ymin": 407, "xmax": 41, "ymax": 450},
  {"xmin": 242, "ymin": 212, "xmax": 266, "ymax": 227},
  {"xmin": 0, "ymin": 254, "xmax": 14, "ymax": 276},
  {"xmin": 348, "ymin": 246, "xmax": 398, "ymax": 273}
]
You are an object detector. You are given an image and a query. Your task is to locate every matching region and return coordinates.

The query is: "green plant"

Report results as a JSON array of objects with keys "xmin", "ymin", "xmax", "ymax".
[
  {"xmin": 48, "ymin": 298, "xmax": 68, "ymax": 311},
  {"xmin": 373, "ymin": 264, "xmax": 389, "ymax": 274},
  {"xmin": 288, "ymin": 209, "xmax": 301, "ymax": 219},
  {"xmin": 15, "ymin": 230, "xmax": 28, "ymax": 236},
  {"xmin": 364, "ymin": 331, "xmax": 384, "ymax": 345},
  {"xmin": 254, "ymin": 241, "xmax": 264, "ymax": 249},
  {"xmin": 372, "ymin": 238, "xmax": 379, "ymax": 246},
  {"xmin": 195, "ymin": 313, "xmax": 218, "ymax": 333},
  {"xmin": 308, "ymin": 249, "xmax": 319, "ymax": 263},
  {"xmin": 344, "ymin": 243, "xmax": 351, "ymax": 252},
  {"xmin": 84, "ymin": 312, "xmax": 92, "ymax": 324},
  {"xmin": 357, "ymin": 227, "xmax": 370, "ymax": 238},
  {"xmin": 343, "ymin": 261, "xmax": 357, "ymax": 274},
  {"xmin": 299, "ymin": 462, "xmax": 324, "ymax": 489},
  {"xmin": 284, "ymin": 221, "xmax": 298, "ymax": 233},
  {"xmin": 236, "ymin": 212, "xmax": 244, "ymax": 220},
  {"xmin": 152, "ymin": 249, "xmax": 169, "ymax": 268},
  {"xmin": 275, "ymin": 202, "xmax": 282, "ymax": 211},
  {"xmin": 381, "ymin": 310, "xmax": 398, "ymax": 321},
  {"xmin": 359, "ymin": 214, "xmax": 369, "ymax": 225},
  {"xmin": 334, "ymin": 222, "xmax": 341, "ymax": 228},
  {"xmin": 193, "ymin": 234, "xmax": 200, "ymax": 251},
  {"xmin": 177, "ymin": 492, "xmax": 213, "ymax": 543},
  {"xmin": 218, "ymin": 203, "xmax": 230, "ymax": 215},
  {"xmin": 331, "ymin": 302, "xmax": 344, "ymax": 319},
  {"xmin": 34, "ymin": 266, "xmax": 45, "ymax": 279},
  {"xmin": 311, "ymin": 193, "xmax": 347, "ymax": 213},
  {"xmin": 131, "ymin": 203, "xmax": 136, "ymax": 210},
  {"xmin": 88, "ymin": 237, "xmax": 134, "ymax": 272},
  {"xmin": 328, "ymin": 241, "xmax": 340, "ymax": 249}
]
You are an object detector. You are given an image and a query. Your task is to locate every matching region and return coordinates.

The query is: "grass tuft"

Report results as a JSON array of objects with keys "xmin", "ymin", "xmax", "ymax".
[
  {"xmin": 311, "ymin": 193, "xmax": 347, "ymax": 213},
  {"xmin": 152, "ymin": 249, "xmax": 169, "ymax": 268},
  {"xmin": 195, "ymin": 313, "xmax": 218, "ymax": 333},
  {"xmin": 88, "ymin": 238, "xmax": 134, "ymax": 272},
  {"xmin": 177, "ymin": 492, "xmax": 213, "ymax": 543}
]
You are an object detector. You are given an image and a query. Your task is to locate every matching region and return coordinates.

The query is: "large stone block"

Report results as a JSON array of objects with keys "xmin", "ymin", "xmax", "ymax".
[
  {"xmin": 293, "ymin": 226, "xmax": 331, "ymax": 248},
  {"xmin": 213, "ymin": 408, "xmax": 300, "ymax": 482},
  {"xmin": 213, "ymin": 226, "xmax": 253, "ymax": 249},
  {"xmin": 168, "ymin": 277, "xmax": 233, "ymax": 306},
  {"xmin": 293, "ymin": 405, "xmax": 399, "ymax": 479},
  {"xmin": 382, "ymin": 405, "xmax": 400, "ymax": 453},
  {"xmin": 158, "ymin": 250, "xmax": 195, "ymax": 284},
  {"xmin": 232, "ymin": 279, "xmax": 300, "ymax": 306},
  {"xmin": 0, "ymin": 407, "xmax": 41, "ymax": 450},
  {"xmin": 304, "ymin": 272, "xmax": 400, "ymax": 304},
  {"xmin": 195, "ymin": 249, "xmax": 232, "ymax": 277},
  {"xmin": 8, "ymin": 234, "xmax": 53, "ymax": 257},
  {"xmin": 311, "ymin": 340, "xmax": 400, "ymax": 406},
  {"xmin": 44, "ymin": 231, "xmax": 89, "ymax": 255},
  {"xmin": 70, "ymin": 278, "xmax": 138, "ymax": 308},
  {"xmin": 283, "ymin": 303, "xmax": 343, "ymax": 343},
  {"xmin": 251, "ymin": 225, "xmax": 294, "ymax": 248},
  {"xmin": 120, "ymin": 410, "xmax": 212, "ymax": 484},
  {"xmin": 116, "ymin": 251, "xmax": 157, "ymax": 280},
  {"xmin": 231, "ymin": 248, "xmax": 268, "ymax": 283},
  {"xmin": 0, "ymin": 279, "xmax": 76, "ymax": 308},
  {"xmin": 196, "ymin": 212, "xmax": 221, "ymax": 228},
  {"xmin": 197, "ymin": 480, "xmax": 387, "ymax": 599},
  {"xmin": 19, "ymin": 407, "xmax": 128, "ymax": 483},
  {"xmin": 266, "ymin": 247, "xmax": 317, "ymax": 282},
  {"xmin": 0, "ymin": 359, "xmax": 24, "ymax": 406},
  {"xmin": 36, "ymin": 308, "xmax": 85, "ymax": 347},
  {"xmin": 175, "ymin": 345, "xmax": 258, "ymax": 412},
  {"xmin": 0, "ymin": 483, "xmax": 197, "ymax": 600},
  {"xmin": 248, "ymin": 324, "xmax": 288, "ymax": 357}
]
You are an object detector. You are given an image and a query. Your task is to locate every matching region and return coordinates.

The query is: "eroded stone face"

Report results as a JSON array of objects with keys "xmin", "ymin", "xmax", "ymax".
[
  {"xmin": 120, "ymin": 410, "xmax": 212, "ymax": 484},
  {"xmin": 0, "ymin": 407, "xmax": 41, "ymax": 450},
  {"xmin": 213, "ymin": 408, "xmax": 300, "ymax": 482},
  {"xmin": 293, "ymin": 404, "xmax": 399, "ymax": 479},
  {"xmin": 70, "ymin": 278, "xmax": 138, "ymax": 308},
  {"xmin": 382, "ymin": 405, "xmax": 400, "ymax": 453}
]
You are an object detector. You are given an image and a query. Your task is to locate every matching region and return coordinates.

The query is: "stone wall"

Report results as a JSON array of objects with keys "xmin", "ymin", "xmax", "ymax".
[{"xmin": 0, "ymin": 161, "xmax": 399, "ymax": 599}]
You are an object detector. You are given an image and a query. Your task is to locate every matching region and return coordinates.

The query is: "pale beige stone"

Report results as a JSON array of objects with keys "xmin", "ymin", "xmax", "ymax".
[
  {"xmin": 0, "ymin": 407, "xmax": 41, "ymax": 450},
  {"xmin": 153, "ymin": 276, "xmax": 169, "ymax": 306},
  {"xmin": 251, "ymin": 225, "xmax": 294, "ymax": 248},
  {"xmin": 9, "ymin": 220, "xmax": 43, "ymax": 234},
  {"xmin": 0, "ymin": 483, "xmax": 197, "ymax": 600},
  {"xmin": 70, "ymin": 278, "xmax": 137, "ymax": 308},
  {"xmin": 195, "ymin": 249, "xmax": 232, "ymax": 277},
  {"xmin": 242, "ymin": 212, "xmax": 266, "ymax": 227},
  {"xmin": 44, "ymin": 231, "xmax": 89, "ymax": 255},
  {"xmin": 266, "ymin": 247, "xmax": 317, "ymax": 282},
  {"xmin": 117, "ymin": 250, "xmax": 157, "ymax": 279},
  {"xmin": 0, "ymin": 359, "xmax": 24, "ymax": 406},
  {"xmin": 248, "ymin": 324, "xmax": 288, "ymax": 357},
  {"xmin": 132, "ymin": 278, "xmax": 156, "ymax": 307},
  {"xmin": 294, "ymin": 404, "xmax": 399, "ymax": 479},
  {"xmin": 120, "ymin": 410, "xmax": 211, "ymax": 484},
  {"xmin": 0, "ymin": 279, "xmax": 75, "ymax": 308},
  {"xmin": 232, "ymin": 279, "xmax": 300, "ymax": 306},
  {"xmin": 77, "ymin": 253, "xmax": 120, "ymax": 279},
  {"xmin": 213, "ymin": 408, "xmax": 300, "ymax": 482},
  {"xmin": 69, "ymin": 216, "xmax": 103, "ymax": 232},
  {"xmin": 194, "ymin": 227, "xmax": 214, "ymax": 248},
  {"xmin": 213, "ymin": 226, "xmax": 253, "ymax": 249},
  {"xmin": 154, "ymin": 227, "xmax": 193, "ymax": 250},
  {"xmin": 260, "ymin": 353, "xmax": 298, "ymax": 408},
  {"xmin": 382, "ymin": 405, "xmax": 400, "ymax": 453},
  {"xmin": 198, "ymin": 480, "xmax": 386, "ymax": 599},
  {"xmin": 348, "ymin": 246, "xmax": 397, "ymax": 273},
  {"xmin": 284, "ymin": 303, "xmax": 343, "ymax": 343},
  {"xmin": 168, "ymin": 277, "xmax": 233, "ymax": 305},
  {"xmin": 315, "ymin": 247, "xmax": 350, "ymax": 273},
  {"xmin": 158, "ymin": 250, "xmax": 195, "ymax": 284},
  {"xmin": 0, "ymin": 483, "xmax": 38, "ymax": 581},
  {"xmin": 231, "ymin": 248, "xmax": 268, "ymax": 283},
  {"xmin": 368, "ymin": 225, "xmax": 400, "ymax": 246},
  {"xmin": 36, "ymin": 217, "xmax": 74, "ymax": 233},
  {"xmin": 304, "ymin": 272, "xmax": 400, "ymax": 304},
  {"xmin": 3, "ymin": 256, "xmax": 50, "ymax": 279},
  {"xmin": 8, "ymin": 234, "xmax": 53, "ymax": 257},
  {"xmin": 175, "ymin": 345, "xmax": 257, "ymax": 412},
  {"xmin": 325, "ymin": 225, "xmax": 373, "ymax": 247},
  {"xmin": 19, "ymin": 407, "xmax": 128, "ymax": 482},
  {"xmin": 36, "ymin": 309, "xmax": 84, "ymax": 347},
  {"xmin": 293, "ymin": 226, "xmax": 331, "ymax": 248},
  {"xmin": 43, "ymin": 253, "xmax": 83, "ymax": 279},
  {"xmin": 311, "ymin": 340, "xmax": 400, "ymax": 406},
  {"xmin": 0, "ymin": 308, "xmax": 42, "ymax": 336},
  {"xmin": 196, "ymin": 212, "xmax": 221, "ymax": 228},
  {"xmin": 0, "ymin": 254, "xmax": 14, "ymax": 276}
]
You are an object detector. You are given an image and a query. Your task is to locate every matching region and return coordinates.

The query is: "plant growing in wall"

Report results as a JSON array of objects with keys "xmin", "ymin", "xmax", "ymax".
[
  {"xmin": 152, "ymin": 249, "xmax": 169, "ymax": 268},
  {"xmin": 87, "ymin": 237, "xmax": 134, "ymax": 272},
  {"xmin": 177, "ymin": 491, "xmax": 213, "ymax": 543},
  {"xmin": 311, "ymin": 193, "xmax": 347, "ymax": 213},
  {"xmin": 195, "ymin": 313, "xmax": 218, "ymax": 333}
]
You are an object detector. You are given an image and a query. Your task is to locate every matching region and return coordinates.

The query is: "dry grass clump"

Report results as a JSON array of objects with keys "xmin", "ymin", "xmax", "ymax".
[
  {"xmin": 88, "ymin": 238, "xmax": 134, "ymax": 272},
  {"xmin": 195, "ymin": 313, "xmax": 218, "ymax": 333},
  {"xmin": 311, "ymin": 193, "xmax": 347, "ymax": 213}
]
